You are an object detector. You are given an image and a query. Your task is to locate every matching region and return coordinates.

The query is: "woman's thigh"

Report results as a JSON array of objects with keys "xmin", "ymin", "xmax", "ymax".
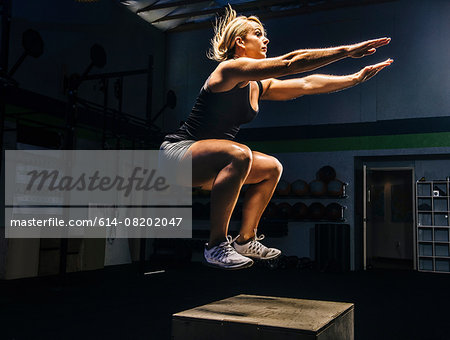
[{"xmin": 186, "ymin": 139, "xmax": 252, "ymax": 189}]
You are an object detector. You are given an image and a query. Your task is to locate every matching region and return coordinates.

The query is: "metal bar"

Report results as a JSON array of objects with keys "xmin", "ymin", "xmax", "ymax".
[
  {"xmin": 152, "ymin": 6, "xmax": 222, "ymax": 23},
  {"xmin": 139, "ymin": 239, "xmax": 147, "ymax": 276},
  {"xmin": 102, "ymin": 78, "xmax": 109, "ymax": 149},
  {"xmin": 254, "ymin": 0, "xmax": 397, "ymax": 21},
  {"xmin": 0, "ymin": 0, "xmax": 11, "ymax": 73},
  {"xmin": 153, "ymin": 0, "xmax": 307, "ymax": 23},
  {"xmin": 7, "ymin": 51, "xmax": 27, "ymax": 77},
  {"xmin": 168, "ymin": 0, "xmax": 396, "ymax": 32},
  {"xmin": 5, "ymin": 116, "xmax": 65, "ymax": 130},
  {"xmin": 83, "ymin": 68, "xmax": 149, "ymax": 81},
  {"xmin": 4, "ymin": 110, "xmax": 49, "ymax": 116},
  {"xmin": 5, "ymin": 91, "xmax": 150, "ymax": 131},
  {"xmin": 76, "ymin": 97, "xmax": 149, "ymax": 126},
  {"xmin": 80, "ymin": 62, "xmax": 94, "ymax": 82},
  {"xmin": 59, "ymin": 88, "xmax": 78, "ymax": 279},
  {"xmin": 412, "ymin": 168, "xmax": 417, "ymax": 271},
  {"xmin": 1, "ymin": 0, "xmax": 12, "ymax": 176},
  {"xmin": 146, "ymin": 55, "xmax": 153, "ymax": 122},
  {"xmin": 363, "ymin": 165, "xmax": 367, "ymax": 270},
  {"xmin": 136, "ymin": 0, "xmax": 209, "ymax": 13},
  {"xmin": 116, "ymin": 77, "xmax": 123, "ymax": 115},
  {"xmin": 148, "ymin": 104, "xmax": 167, "ymax": 125}
]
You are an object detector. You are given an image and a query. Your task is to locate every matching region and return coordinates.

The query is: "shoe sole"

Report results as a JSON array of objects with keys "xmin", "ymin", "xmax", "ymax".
[
  {"xmin": 244, "ymin": 252, "xmax": 282, "ymax": 261},
  {"xmin": 204, "ymin": 260, "xmax": 254, "ymax": 270}
]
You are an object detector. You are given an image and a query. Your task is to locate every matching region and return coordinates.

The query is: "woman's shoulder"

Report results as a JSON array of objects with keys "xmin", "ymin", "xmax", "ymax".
[
  {"xmin": 206, "ymin": 62, "xmax": 227, "ymax": 90},
  {"xmin": 207, "ymin": 60, "xmax": 249, "ymax": 93}
]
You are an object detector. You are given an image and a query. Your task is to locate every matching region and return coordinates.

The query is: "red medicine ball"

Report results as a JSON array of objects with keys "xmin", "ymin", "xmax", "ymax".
[
  {"xmin": 292, "ymin": 202, "xmax": 308, "ymax": 220},
  {"xmin": 327, "ymin": 179, "xmax": 345, "ymax": 197},
  {"xmin": 326, "ymin": 203, "xmax": 344, "ymax": 221},
  {"xmin": 275, "ymin": 179, "xmax": 291, "ymax": 196},
  {"xmin": 308, "ymin": 202, "xmax": 326, "ymax": 220},
  {"xmin": 316, "ymin": 166, "xmax": 336, "ymax": 183},
  {"xmin": 277, "ymin": 202, "xmax": 293, "ymax": 219},
  {"xmin": 309, "ymin": 180, "xmax": 327, "ymax": 197},
  {"xmin": 291, "ymin": 179, "xmax": 309, "ymax": 196}
]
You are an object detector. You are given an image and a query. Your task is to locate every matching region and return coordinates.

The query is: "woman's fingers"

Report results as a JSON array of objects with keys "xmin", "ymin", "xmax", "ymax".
[
  {"xmin": 350, "ymin": 38, "xmax": 391, "ymax": 58},
  {"xmin": 367, "ymin": 59, "xmax": 393, "ymax": 70},
  {"xmin": 367, "ymin": 37, "xmax": 391, "ymax": 48},
  {"xmin": 361, "ymin": 59, "xmax": 393, "ymax": 81},
  {"xmin": 374, "ymin": 58, "xmax": 394, "ymax": 67}
]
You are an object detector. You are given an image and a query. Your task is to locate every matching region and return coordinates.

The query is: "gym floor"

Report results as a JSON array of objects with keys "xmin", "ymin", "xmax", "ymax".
[{"xmin": 2, "ymin": 261, "xmax": 449, "ymax": 340}]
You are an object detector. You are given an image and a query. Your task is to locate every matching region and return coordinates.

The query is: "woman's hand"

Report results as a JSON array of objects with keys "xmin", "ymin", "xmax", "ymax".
[
  {"xmin": 210, "ymin": 37, "xmax": 392, "ymax": 91},
  {"xmin": 260, "ymin": 59, "xmax": 393, "ymax": 100},
  {"xmin": 347, "ymin": 37, "xmax": 391, "ymax": 58},
  {"xmin": 355, "ymin": 59, "xmax": 394, "ymax": 83}
]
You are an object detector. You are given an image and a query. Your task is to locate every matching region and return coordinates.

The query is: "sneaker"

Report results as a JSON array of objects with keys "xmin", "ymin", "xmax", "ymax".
[
  {"xmin": 204, "ymin": 235, "xmax": 254, "ymax": 270},
  {"xmin": 233, "ymin": 230, "xmax": 281, "ymax": 260}
]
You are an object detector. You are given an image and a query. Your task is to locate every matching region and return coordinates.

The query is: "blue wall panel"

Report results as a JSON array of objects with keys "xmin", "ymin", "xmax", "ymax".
[{"xmin": 165, "ymin": 0, "xmax": 450, "ymax": 132}]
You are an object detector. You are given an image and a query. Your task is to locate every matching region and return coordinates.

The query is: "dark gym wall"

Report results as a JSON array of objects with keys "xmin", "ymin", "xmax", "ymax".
[
  {"xmin": 164, "ymin": 0, "xmax": 450, "ymax": 132},
  {"xmin": 8, "ymin": 0, "xmax": 166, "ymax": 121}
]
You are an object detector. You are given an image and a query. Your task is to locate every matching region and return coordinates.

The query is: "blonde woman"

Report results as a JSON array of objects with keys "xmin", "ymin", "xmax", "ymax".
[{"xmin": 160, "ymin": 6, "xmax": 392, "ymax": 269}]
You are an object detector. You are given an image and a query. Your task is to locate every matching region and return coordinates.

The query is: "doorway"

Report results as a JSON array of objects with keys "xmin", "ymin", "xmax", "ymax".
[{"xmin": 364, "ymin": 168, "xmax": 415, "ymax": 270}]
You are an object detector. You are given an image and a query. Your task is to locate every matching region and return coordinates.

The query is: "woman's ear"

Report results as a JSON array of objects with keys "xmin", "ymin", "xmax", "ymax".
[{"xmin": 235, "ymin": 36, "xmax": 245, "ymax": 49}]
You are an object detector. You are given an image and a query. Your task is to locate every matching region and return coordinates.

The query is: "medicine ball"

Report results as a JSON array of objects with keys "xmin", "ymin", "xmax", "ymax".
[
  {"xmin": 292, "ymin": 202, "xmax": 309, "ymax": 220},
  {"xmin": 277, "ymin": 202, "xmax": 293, "ymax": 219},
  {"xmin": 308, "ymin": 202, "xmax": 326, "ymax": 220},
  {"xmin": 263, "ymin": 201, "xmax": 279, "ymax": 219},
  {"xmin": 291, "ymin": 179, "xmax": 309, "ymax": 196},
  {"xmin": 309, "ymin": 180, "xmax": 327, "ymax": 197},
  {"xmin": 275, "ymin": 179, "xmax": 291, "ymax": 196},
  {"xmin": 325, "ymin": 203, "xmax": 344, "ymax": 221},
  {"xmin": 316, "ymin": 166, "xmax": 336, "ymax": 183},
  {"xmin": 327, "ymin": 179, "xmax": 345, "ymax": 197}
]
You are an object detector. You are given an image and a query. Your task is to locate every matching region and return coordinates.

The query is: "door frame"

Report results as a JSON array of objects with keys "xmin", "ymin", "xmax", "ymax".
[{"xmin": 363, "ymin": 166, "xmax": 416, "ymax": 270}]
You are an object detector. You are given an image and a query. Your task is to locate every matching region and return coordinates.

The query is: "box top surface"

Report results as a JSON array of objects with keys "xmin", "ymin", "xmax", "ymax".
[{"xmin": 173, "ymin": 294, "xmax": 354, "ymax": 333}]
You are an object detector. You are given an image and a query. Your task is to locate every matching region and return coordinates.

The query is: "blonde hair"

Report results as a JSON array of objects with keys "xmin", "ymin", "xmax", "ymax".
[{"xmin": 207, "ymin": 5, "xmax": 265, "ymax": 62}]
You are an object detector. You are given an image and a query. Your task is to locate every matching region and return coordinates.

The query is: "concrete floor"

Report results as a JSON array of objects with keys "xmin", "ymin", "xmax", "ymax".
[{"xmin": 1, "ymin": 261, "xmax": 449, "ymax": 339}]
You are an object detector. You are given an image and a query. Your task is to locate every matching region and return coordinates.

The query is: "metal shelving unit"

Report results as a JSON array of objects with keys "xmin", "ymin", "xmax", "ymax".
[{"xmin": 416, "ymin": 180, "xmax": 450, "ymax": 273}]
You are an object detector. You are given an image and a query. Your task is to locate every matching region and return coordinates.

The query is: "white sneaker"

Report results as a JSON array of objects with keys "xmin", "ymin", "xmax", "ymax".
[
  {"xmin": 204, "ymin": 235, "xmax": 254, "ymax": 270},
  {"xmin": 233, "ymin": 230, "xmax": 281, "ymax": 260}
]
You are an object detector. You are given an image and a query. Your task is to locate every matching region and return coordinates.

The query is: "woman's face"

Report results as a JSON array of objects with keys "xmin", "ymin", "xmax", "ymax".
[{"xmin": 241, "ymin": 21, "xmax": 269, "ymax": 59}]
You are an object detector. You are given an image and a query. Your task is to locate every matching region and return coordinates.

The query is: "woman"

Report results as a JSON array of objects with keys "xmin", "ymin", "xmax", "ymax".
[{"xmin": 160, "ymin": 6, "xmax": 392, "ymax": 269}]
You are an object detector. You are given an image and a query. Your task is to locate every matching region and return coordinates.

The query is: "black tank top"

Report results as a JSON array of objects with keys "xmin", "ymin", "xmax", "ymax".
[{"xmin": 164, "ymin": 80, "xmax": 263, "ymax": 142}]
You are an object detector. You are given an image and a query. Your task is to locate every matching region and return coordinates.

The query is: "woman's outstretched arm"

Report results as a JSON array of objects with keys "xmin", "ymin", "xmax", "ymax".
[
  {"xmin": 260, "ymin": 59, "xmax": 393, "ymax": 101},
  {"xmin": 213, "ymin": 37, "xmax": 391, "ymax": 90}
]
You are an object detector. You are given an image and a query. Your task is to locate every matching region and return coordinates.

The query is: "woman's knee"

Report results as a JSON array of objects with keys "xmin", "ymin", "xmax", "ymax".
[
  {"xmin": 270, "ymin": 157, "xmax": 283, "ymax": 180},
  {"xmin": 229, "ymin": 144, "xmax": 253, "ymax": 173}
]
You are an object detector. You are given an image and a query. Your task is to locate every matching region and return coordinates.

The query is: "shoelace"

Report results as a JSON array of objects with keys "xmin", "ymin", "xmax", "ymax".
[
  {"xmin": 246, "ymin": 229, "xmax": 268, "ymax": 254},
  {"xmin": 254, "ymin": 228, "xmax": 265, "ymax": 242},
  {"xmin": 211, "ymin": 235, "xmax": 240, "ymax": 260}
]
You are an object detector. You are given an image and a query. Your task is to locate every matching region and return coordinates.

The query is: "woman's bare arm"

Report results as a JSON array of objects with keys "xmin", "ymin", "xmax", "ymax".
[
  {"xmin": 210, "ymin": 38, "xmax": 391, "ymax": 91},
  {"xmin": 260, "ymin": 59, "xmax": 393, "ymax": 101}
]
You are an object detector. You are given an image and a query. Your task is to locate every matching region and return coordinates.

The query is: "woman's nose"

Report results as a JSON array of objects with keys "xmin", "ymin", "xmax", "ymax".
[{"xmin": 263, "ymin": 37, "xmax": 269, "ymax": 45}]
